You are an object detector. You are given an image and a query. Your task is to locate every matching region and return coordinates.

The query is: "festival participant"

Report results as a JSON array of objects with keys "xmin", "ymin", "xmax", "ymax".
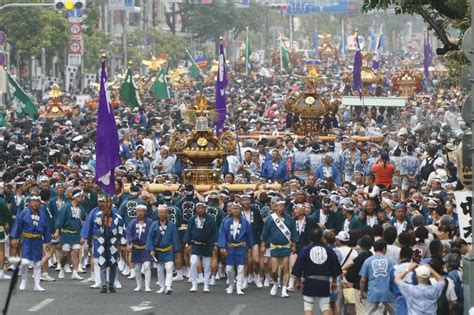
[
  {"xmin": 55, "ymin": 188, "xmax": 86, "ymax": 280},
  {"xmin": 261, "ymin": 150, "xmax": 289, "ymax": 182},
  {"xmin": 126, "ymin": 204, "xmax": 153, "ymax": 292},
  {"xmin": 0, "ymin": 191, "xmax": 11, "ymax": 280},
  {"xmin": 184, "ymin": 202, "xmax": 218, "ymax": 293},
  {"xmin": 11, "ymin": 195, "xmax": 52, "ymax": 291},
  {"xmin": 118, "ymin": 184, "xmax": 147, "ymax": 278},
  {"xmin": 125, "ymin": 145, "xmax": 154, "ymax": 179},
  {"xmin": 261, "ymin": 199, "xmax": 298, "ymax": 298},
  {"xmin": 240, "ymin": 193, "xmax": 264, "ymax": 288},
  {"xmin": 288, "ymin": 203, "xmax": 316, "ymax": 292},
  {"xmin": 92, "ymin": 197, "xmax": 126, "ymax": 293},
  {"xmin": 218, "ymin": 202, "xmax": 254, "ymax": 295},
  {"xmin": 147, "ymin": 204, "xmax": 180, "ymax": 294},
  {"xmin": 174, "ymin": 184, "xmax": 198, "ymax": 281},
  {"xmin": 292, "ymin": 228, "xmax": 342, "ymax": 315}
]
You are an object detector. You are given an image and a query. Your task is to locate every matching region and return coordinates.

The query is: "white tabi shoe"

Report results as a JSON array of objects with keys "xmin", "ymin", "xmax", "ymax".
[
  {"xmin": 127, "ymin": 269, "xmax": 136, "ymax": 279},
  {"xmin": 64, "ymin": 264, "xmax": 72, "ymax": 273},
  {"xmin": 281, "ymin": 286, "xmax": 289, "ymax": 298},
  {"xmin": 203, "ymin": 284, "xmax": 210, "ymax": 293},
  {"xmin": 156, "ymin": 287, "xmax": 165, "ymax": 294},
  {"xmin": 209, "ymin": 275, "xmax": 216, "ymax": 286},
  {"xmin": 145, "ymin": 286, "xmax": 151, "ymax": 292},
  {"xmin": 71, "ymin": 271, "xmax": 84, "ymax": 280},
  {"xmin": 165, "ymin": 287, "xmax": 173, "ymax": 294},
  {"xmin": 134, "ymin": 286, "xmax": 142, "ymax": 292},
  {"xmin": 90, "ymin": 283, "xmax": 101, "ymax": 289},
  {"xmin": 264, "ymin": 276, "xmax": 270, "ymax": 287},
  {"xmin": 19, "ymin": 280, "xmax": 27, "ymax": 291},
  {"xmin": 189, "ymin": 284, "xmax": 197, "ymax": 293},
  {"xmin": 270, "ymin": 284, "xmax": 278, "ymax": 296},
  {"xmin": 236, "ymin": 288, "xmax": 244, "ymax": 295},
  {"xmin": 34, "ymin": 285, "xmax": 45, "ymax": 292},
  {"xmin": 40, "ymin": 272, "xmax": 55, "ymax": 282},
  {"xmin": 226, "ymin": 285, "xmax": 234, "ymax": 295},
  {"xmin": 254, "ymin": 276, "xmax": 263, "ymax": 288},
  {"xmin": 58, "ymin": 268, "xmax": 65, "ymax": 279}
]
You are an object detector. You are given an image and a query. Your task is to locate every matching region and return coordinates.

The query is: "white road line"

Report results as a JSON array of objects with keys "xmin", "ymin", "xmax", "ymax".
[
  {"xmin": 229, "ymin": 304, "xmax": 247, "ymax": 315},
  {"xmin": 28, "ymin": 298, "xmax": 55, "ymax": 312}
]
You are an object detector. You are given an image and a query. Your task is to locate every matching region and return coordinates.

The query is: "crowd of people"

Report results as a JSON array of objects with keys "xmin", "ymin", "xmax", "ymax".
[{"xmin": 0, "ymin": 55, "xmax": 471, "ymax": 315}]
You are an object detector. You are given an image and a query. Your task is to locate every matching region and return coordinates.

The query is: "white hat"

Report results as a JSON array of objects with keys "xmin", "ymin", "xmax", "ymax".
[
  {"xmin": 336, "ymin": 231, "xmax": 350, "ymax": 242},
  {"xmin": 433, "ymin": 157, "xmax": 445, "ymax": 168},
  {"xmin": 415, "ymin": 265, "xmax": 431, "ymax": 279}
]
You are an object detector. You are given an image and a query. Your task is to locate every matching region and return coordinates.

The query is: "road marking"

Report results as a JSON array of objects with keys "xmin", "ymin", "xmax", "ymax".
[
  {"xmin": 28, "ymin": 299, "xmax": 55, "ymax": 312},
  {"xmin": 229, "ymin": 304, "xmax": 247, "ymax": 315},
  {"xmin": 130, "ymin": 301, "xmax": 153, "ymax": 312}
]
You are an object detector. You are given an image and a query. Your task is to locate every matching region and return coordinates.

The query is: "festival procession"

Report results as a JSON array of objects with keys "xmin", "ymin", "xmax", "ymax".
[{"xmin": 0, "ymin": 0, "xmax": 473, "ymax": 314}]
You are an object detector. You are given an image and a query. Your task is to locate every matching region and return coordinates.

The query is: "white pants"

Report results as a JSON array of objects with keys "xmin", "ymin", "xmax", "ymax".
[
  {"xmin": 156, "ymin": 261, "xmax": 174, "ymax": 289},
  {"xmin": 226, "ymin": 265, "xmax": 245, "ymax": 290},
  {"xmin": 190, "ymin": 255, "xmax": 211, "ymax": 286},
  {"xmin": 20, "ymin": 260, "xmax": 41, "ymax": 288},
  {"xmin": 135, "ymin": 261, "xmax": 151, "ymax": 289}
]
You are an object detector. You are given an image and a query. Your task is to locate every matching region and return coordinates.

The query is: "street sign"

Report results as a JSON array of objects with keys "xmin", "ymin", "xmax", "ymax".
[
  {"xmin": 286, "ymin": 0, "xmax": 354, "ymax": 15},
  {"xmin": 108, "ymin": 0, "xmax": 135, "ymax": 10},
  {"xmin": 0, "ymin": 31, "xmax": 6, "ymax": 46},
  {"xmin": 68, "ymin": 40, "xmax": 82, "ymax": 54},
  {"xmin": 68, "ymin": 22, "xmax": 82, "ymax": 35},
  {"xmin": 0, "ymin": 52, "xmax": 7, "ymax": 66},
  {"xmin": 68, "ymin": 54, "xmax": 81, "ymax": 66}
]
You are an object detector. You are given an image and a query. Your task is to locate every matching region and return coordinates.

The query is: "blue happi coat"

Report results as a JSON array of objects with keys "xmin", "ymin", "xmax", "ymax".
[
  {"xmin": 126, "ymin": 218, "xmax": 153, "ymax": 263},
  {"xmin": 184, "ymin": 214, "xmax": 218, "ymax": 257},
  {"xmin": 11, "ymin": 208, "xmax": 52, "ymax": 261},
  {"xmin": 218, "ymin": 216, "xmax": 254, "ymax": 266},
  {"xmin": 146, "ymin": 220, "xmax": 180, "ymax": 263},
  {"xmin": 55, "ymin": 203, "xmax": 86, "ymax": 245},
  {"xmin": 91, "ymin": 211, "xmax": 126, "ymax": 267},
  {"xmin": 262, "ymin": 213, "xmax": 298, "ymax": 257}
]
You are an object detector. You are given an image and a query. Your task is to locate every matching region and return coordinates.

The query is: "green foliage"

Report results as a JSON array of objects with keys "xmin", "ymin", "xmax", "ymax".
[
  {"xmin": 83, "ymin": 31, "xmax": 114, "ymax": 72},
  {"xmin": 0, "ymin": 8, "xmax": 69, "ymax": 59},
  {"xmin": 186, "ymin": 0, "xmax": 264, "ymax": 42},
  {"xmin": 151, "ymin": 29, "xmax": 188, "ymax": 60}
]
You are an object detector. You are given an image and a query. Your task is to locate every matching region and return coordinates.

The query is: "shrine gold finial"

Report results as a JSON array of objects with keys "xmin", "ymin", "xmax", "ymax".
[{"xmin": 48, "ymin": 84, "xmax": 63, "ymax": 99}]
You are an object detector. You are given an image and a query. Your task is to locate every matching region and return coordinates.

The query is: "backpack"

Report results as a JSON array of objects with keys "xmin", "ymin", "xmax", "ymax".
[
  {"xmin": 436, "ymin": 279, "xmax": 449, "ymax": 315},
  {"xmin": 346, "ymin": 250, "xmax": 372, "ymax": 284},
  {"xmin": 420, "ymin": 157, "xmax": 435, "ymax": 181}
]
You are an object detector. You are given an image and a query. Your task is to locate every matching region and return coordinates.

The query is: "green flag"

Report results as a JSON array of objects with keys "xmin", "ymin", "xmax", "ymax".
[
  {"xmin": 186, "ymin": 50, "xmax": 203, "ymax": 79},
  {"xmin": 245, "ymin": 27, "xmax": 252, "ymax": 75},
  {"xmin": 119, "ymin": 68, "xmax": 141, "ymax": 108},
  {"xmin": 150, "ymin": 67, "xmax": 171, "ymax": 100},
  {"xmin": 7, "ymin": 72, "xmax": 37, "ymax": 119},
  {"xmin": 0, "ymin": 113, "xmax": 7, "ymax": 127},
  {"xmin": 280, "ymin": 43, "xmax": 290, "ymax": 72}
]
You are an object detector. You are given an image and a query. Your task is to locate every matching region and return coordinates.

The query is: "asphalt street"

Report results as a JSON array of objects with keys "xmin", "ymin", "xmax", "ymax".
[{"xmin": 0, "ymin": 269, "xmax": 303, "ymax": 315}]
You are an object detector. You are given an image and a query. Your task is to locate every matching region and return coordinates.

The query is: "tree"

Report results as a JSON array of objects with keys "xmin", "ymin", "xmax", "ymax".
[
  {"xmin": 186, "ymin": 0, "xmax": 264, "ymax": 52},
  {"xmin": 362, "ymin": 0, "xmax": 471, "ymax": 56},
  {"xmin": 0, "ymin": 8, "xmax": 69, "ymax": 60}
]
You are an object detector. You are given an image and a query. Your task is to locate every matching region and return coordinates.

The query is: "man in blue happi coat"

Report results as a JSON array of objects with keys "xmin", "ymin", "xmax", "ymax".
[{"xmin": 218, "ymin": 202, "xmax": 254, "ymax": 295}]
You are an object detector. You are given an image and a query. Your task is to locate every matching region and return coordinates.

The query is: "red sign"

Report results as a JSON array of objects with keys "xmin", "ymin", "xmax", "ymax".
[
  {"xmin": 68, "ymin": 40, "xmax": 82, "ymax": 54},
  {"xmin": 68, "ymin": 23, "xmax": 82, "ymax": 36}
]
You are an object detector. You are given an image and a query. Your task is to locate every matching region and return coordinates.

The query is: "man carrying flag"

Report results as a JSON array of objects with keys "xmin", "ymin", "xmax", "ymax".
[
  {"xmin": 279, "ymin": 34, "xmax": 290, "ymax": 72},
  {"xmin": 150, "ymin": 66, "xmax": 171, "ymax": 100},
  {"xmin": 7, "ymin": 71, "xmax": 38, "ymax": 119},
  {"xmin": 119, "ymin": 64, "xmax": 141, "ymax": 108},
  {"xmin": 352, "ymin": 31, "xmax": 362, "ymax": 98},
  {"xmin": 215, "ymin": 39, "xmax": 228, "ymax": 137},
  {"xmin": 245, "ymin": 26, "xmax": 252, "ymax": 75},
  {"xmin": 94, "ymin": 56, "xmax": 126, "ymax": 293},
  {"xmin": 186, "ymin": 50, "xmax": 204, "ymax": 79}
]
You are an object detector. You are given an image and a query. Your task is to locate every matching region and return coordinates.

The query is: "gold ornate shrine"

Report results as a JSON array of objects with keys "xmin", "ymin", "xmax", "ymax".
[
  {"xmin": 318, "ymin": 33, "xmax": 338, "ymax": 60},
  {"xmin": 283, "ymin": 67, "xmax": 339, "ymax": 136},
  {"xmin": 168, "ymin": 66, "xmax": 194, "ymax": 90},
  {"xmin": 391, "ymin": 60, "xmax": 422, "ymax": 96},
  {"xmin": 361, "ymin": 52, "xmax": 383, "ymax": 94},
  {"xmin": 44, "ymin": 84, "xmax": 67, "ymax": 119},
  {"xmin": 169, "ymin": 94, "xmax": 236, "ymax": 185}
]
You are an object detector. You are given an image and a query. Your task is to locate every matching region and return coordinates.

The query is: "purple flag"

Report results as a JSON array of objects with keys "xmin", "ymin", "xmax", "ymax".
[
  {"xmin": 352, "ymin": 33, "xmax": 362, "ymax": 98},
  {"xmin": 372, "ymin": 34, "xmax": 382, "ymax": 72},
  {"xmin": 423, "ymin": 30, "xmax": 432, "ymax": 78},
  {"xmin": 95, "ymin": 60, "xmax": 121, "ymax": 195},
  {"xmin": 215, "ymin": 42, "xmax": 228, "ymax": 136}
]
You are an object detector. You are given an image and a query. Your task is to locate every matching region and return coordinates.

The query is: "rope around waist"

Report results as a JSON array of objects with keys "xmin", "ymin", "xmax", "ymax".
[
  {"xmin": 228, "ymin": 242, "xmax": 247, "ymax": 248},
  {"xmin": 270, "ymin": 243, "xmax": 291, "ymax": 249},
  {"xmin": 21, "ymin": 232, "xmax": 42, "ymax": 239},
  {"xmin": 132, "ymin": 244, "xmax": 146, "ymax": 250},
  {"xmin": 155, "ymin": 245, "xmax": 173, "ymax": 252},
  {"xmin": 62, "ymin": 229, "xmax": 79, "ymax": 234}
]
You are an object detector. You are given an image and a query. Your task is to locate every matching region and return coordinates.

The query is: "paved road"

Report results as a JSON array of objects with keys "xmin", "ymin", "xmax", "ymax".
[{"xmin": 0, "ymin": 269, "xmax": 303, "ymax": 315}]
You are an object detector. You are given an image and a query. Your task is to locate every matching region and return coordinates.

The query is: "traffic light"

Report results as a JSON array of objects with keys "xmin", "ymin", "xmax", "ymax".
[
  {"xmin": 54, "ymin": 0, "xmax": 86, "ymax": 11},
  {"xmin": 269, "ymin": 3, "xmax": 288, "ymax": 11}
]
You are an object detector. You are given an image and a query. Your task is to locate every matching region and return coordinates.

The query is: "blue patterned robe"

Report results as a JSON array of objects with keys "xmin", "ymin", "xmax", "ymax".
[
  {"xmin": 218, "ymin": 217, "xmax": 254, "ymax": 265},
  {"xmin": 126, "ymin": 218, "xmax": 153, "ymax": 263},
  {"xmin": 146, "ymin": 220, "xmax": 180, "ymax": 262},
  {"xmin": 92, "ymin": 211, "xmax": 126, "ymax": 267}
]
